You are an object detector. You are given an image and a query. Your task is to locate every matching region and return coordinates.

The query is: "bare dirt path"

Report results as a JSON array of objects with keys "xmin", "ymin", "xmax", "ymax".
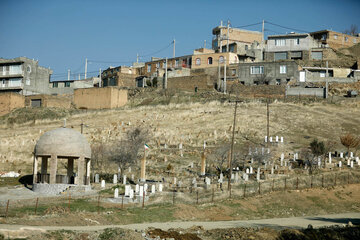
[{"xmin": 1, "ymin": 212, "xmax": 359, "ymax": 233}]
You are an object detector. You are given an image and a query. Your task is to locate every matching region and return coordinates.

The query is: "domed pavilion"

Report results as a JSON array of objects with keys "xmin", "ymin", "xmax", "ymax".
[{"xmin": 33, "ymin": 127, "xmax": 91, "ymax": 186}]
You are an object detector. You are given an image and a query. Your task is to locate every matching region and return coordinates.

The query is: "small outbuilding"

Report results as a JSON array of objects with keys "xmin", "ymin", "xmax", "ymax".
[{"xmin": 32, "ymin": 127, "xmax": 91, "ymax": 194}]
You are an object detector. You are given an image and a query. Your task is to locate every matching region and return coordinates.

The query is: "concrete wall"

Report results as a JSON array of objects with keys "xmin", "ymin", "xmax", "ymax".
[
  {"xmin": 311, "ymin": 30, "xmax": 360, "ymax": 50},
  {"xmin": 286, "ymin": 87, "xmax": 325, "ymax": 97},
  {"xmin": 238, "ymin": 61, "xmax": 299, "ymax": 85},
  {"xmin": 266, "ymin": 34, "xmax": 320, "ymax": 52},
  {"xmin": 25, "ymin": 94, "xmax": 72, "ymax": 108},
  {"xmin": 74, "ymin": 87, "xmax": 127, "ymax": 109},
  {"xmin": 305, "ymin": 77, "xmax": 357, "ymax": 83},
  {"xmin": 167, "ymin": 75, "xmax": 213, "ymax": 91},
  {"xmin": 0, "ymin": 92, "xmax": 25, "ymax": 116}
]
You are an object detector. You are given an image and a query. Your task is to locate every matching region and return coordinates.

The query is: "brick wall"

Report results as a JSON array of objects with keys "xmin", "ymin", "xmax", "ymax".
[
  {"xmin": 0, "ymin": 93, "xmax": 25, "ymax": 116},
  {"xmin": 167, "ymin": 75, "xmax": 213, "ymax": 91},
  {"xmin": 74, "ymin": 87, "xmax": 127, "ymax": 109},
  {"xmin": 25, "ymin": 94, "xmax": 72, "ymax": 108}
]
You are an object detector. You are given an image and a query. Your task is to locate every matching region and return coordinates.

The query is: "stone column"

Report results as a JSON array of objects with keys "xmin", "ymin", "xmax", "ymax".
[
  {"xmin": 140, "ymin": 156, "xmax": 146, "ymax": 182},
  {"xmin": 67, "ymin": 158, "xmax": 74, "ymax": 184},
  {"xmin": 77, "ymin": 155, "xmax": 85, "ymax": 185},
  {"xmin": 86, "ymin": 159, "xmax": 91, "ymax": 185},
  {"xmin": 49, "ymin": 155, "xmax": 58, "ymax": 184},
  {"xmin": 32, "ymin": 155, "xmax": 38, "ymax": 184},
  {"xmin": 41, "ymin": 157, "xmax": 48, "ymax": 183},
  {"xmin": 200, "ymin": 151, "xmax": 206, "ymax": 176}
]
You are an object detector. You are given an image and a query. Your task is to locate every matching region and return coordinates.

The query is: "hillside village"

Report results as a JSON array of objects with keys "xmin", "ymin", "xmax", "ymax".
[
  {"xmin": 1, "ymin": 21, "xmax": 360, "ymax": 115},
  {"xmin": 1, "ymin": 20, "xmax": 360, "ymax": 240}
]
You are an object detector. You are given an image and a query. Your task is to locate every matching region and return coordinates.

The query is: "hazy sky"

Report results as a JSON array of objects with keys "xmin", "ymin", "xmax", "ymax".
[{"xmin": 1, "ymin": 0, "xmax": 359, "ymax": 80}]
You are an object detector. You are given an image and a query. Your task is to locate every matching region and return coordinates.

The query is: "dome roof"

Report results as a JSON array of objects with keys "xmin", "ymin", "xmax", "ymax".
[{"xmin": 35, "ymin": 128, "xmax": 91, "ymax": 158}]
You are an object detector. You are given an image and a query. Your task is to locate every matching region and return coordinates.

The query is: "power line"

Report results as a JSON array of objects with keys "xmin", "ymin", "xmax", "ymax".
[
  {"xmin": 265, "ymin": 21, "xmax": 309, "ymax": 33},
  {"xmin": 138, "ymin": 41, "xmax": 173, "ymax": 58},
  {"xmin": 88, "ymin": 60, "xmax": 133, "ymax": 64},
  {"xmin": 232, "ymin": 22, "xmax": 263, "ymax": 29}
]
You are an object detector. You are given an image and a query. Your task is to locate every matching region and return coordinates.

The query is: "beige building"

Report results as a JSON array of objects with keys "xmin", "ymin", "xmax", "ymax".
[
  {"xmin": 310, "ymin": 30, "xmax": 360, "ymax": 50},
  {"xmin": 191, "ymin": 48, "xmax": 239, "ymax": 69},
  {"xmin": 74, "ymin": 87, "xmax": 127, "ymax": 109},
  {"xmin": 0, "ymin": 92, "xmax": 25, "ymax": 116}
]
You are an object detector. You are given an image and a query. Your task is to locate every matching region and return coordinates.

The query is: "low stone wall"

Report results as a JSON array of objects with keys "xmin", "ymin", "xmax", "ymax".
[
  {"xmin": 32, "ymin": 183, "xmax": 91, "ymax": 195},
  {"xmin": 306, "ymin": 77, "xmax": 357, "ymax": 83},
  {"xmin": 228, "ymin": 84, "xmax": 286, "ymax": 98},
  {"xmin": 286, "ymin": 87, "xmax": 325, "ymax": 98}
]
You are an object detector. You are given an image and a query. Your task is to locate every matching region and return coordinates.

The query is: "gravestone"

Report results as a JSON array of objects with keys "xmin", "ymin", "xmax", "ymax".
[
  {"xmin": 281, "ymin": 153, "xmax": 284, "ymax": 161},
  {"xmin": 246, "ymin": 168, "xmax": 249, "ymax": 174},
  {"xmin": 158, "ymin": 183, "xmax": 163, "ymax": 192},
  {"xmin": 339, "ymin": 161, "xmax": 342, "ymax": 168},
  {"xmin": 250, "ymin": 166, "xmax": 253, "ymax": 174},
  {"xmin": 173, "ymin": 177, "xmax": 177, "ymax": 185},
  {"xmin": 351, "ymin": 152, "xmax": 354, "ymax": 158},
  {"xmin": 125, "ymin": 185, "xmax": 131, "ymax": 196},
  {"xmin": 280, "ymin": 136, "xmax": 284, "ymax": 143},
  {"xmin": 347, "ymin": 159, "xmax": 351, "ymax": 166},
  {"xmin": 113, "ymin": 174, "xmax": 117, "ymax": 184},
  {"xmin": 151, "ymin": 185, "xmax": 156, "ymax": 194},
  {"xmin": 269, "ymin": 137, "xmax": 273, "ymax": 142},
  {"xmin": 135, "ymin": 184, "xmax": 139, "ymax": 193},
  {"xmin": 220, "ymin": 173, "xmax": 224, "ymax": 181},
  {"xmin": 190, "ymin": 162, "xmax": 194, "ymax": 168},
  {"xmin": 129, "ymin": 189, "xmax": 134, "ymax": 199},
  {"xmin": 340, "ymin": 152, "xmax": 344, "ymax": 158},
  {"xmin": 256, "ymin": 168, "xmax": 260, "ymax": 181},
  {"xmin": 271, "ymin": 166, "xmax": 274, "ymax": 175},
  {"xmin": 95, "ymin": 174, "xmax": 99, "ymax": 183},
  {"xmin": 351, "ymin": 161, "xmax": 354, "ymax": 168},
  {"xmin": 265, "ymin": 136, "xmax": 268, "ymax": 143},
  {"xmin": 123, "ymin": 175, "xmax": 126, "ymax": 185},
  {"xmin": 101, "ymin": 180, "xmax": 105, "ymax": 188},
  {"xmin": 235, "ymin": 172, "xmax": 239, "ymax": 183},
  {"xmin": 329, "ymin": 152, "xmax": 332, "ymax": 164},
  {"xmin": 114, "ymin": 188, "xmax": 119, "ymax": 198},
  {"xmin": 139, "ymin": 186, "xmax": 144, "ymax": 196},
  {"xmin": 144, "ymin": 184, "xmax": 148, "ymax": 192}
]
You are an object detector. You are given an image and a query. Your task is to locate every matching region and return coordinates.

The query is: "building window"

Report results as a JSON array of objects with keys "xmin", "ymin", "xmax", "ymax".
[
  {"xmin": 26, "ymin": 65, "xmax": 31, "ymax": 73},
  {"xmin": 334, "ymin": 34, "xmax": 338, "ymax": 39},
  {"xmin": 207, "ymin": 57, "xmax": 213, "ymax": 65},
  {"xmin": 229, "ymin": 45, "xmax": 235, "ymax": 52},
  {"xmin": 147, "ymin": 64, "xmax": 151, "ymax": 72},
  {"xmin": 8, "ymin": 78, "xmax": 22, "ymax": 87},
  {"xmin": 345, "ymin": 37, "xmax": 348, "ymax": 42},
  {"xmin": 231, "ymin": 69, "xmax": 236, "ymax": 76},
  {"xmin": 280, "ymin": 65, "xmax": 287, "ymax": 74},
  {"xmin": 250, "ymin": 66, "xmax": 264, "ymax": 74},
  {"xmin": 274, "ymin": 52, "xmax": 287, "ymax": 60},
  {"xmin": 65, "ymin": 82, "xmax": 71, "ymax": 87},
  {"xmin": 291, "ymin": 51, "xmax": 302, "ymax": 59},
  {"xmin": 321, "ymin": 33, "xmax": 327, "ymax": 40},
  {"xmin": 52, "ymin": 82, "xmax": 58, "ymax": 88},
  {"xmin": 275, "ymin": 39, "xmax": 285, "ymax": 46},
  {"xmin": 294, "ymin": 38, "xmax": 300, "ymax": 45},
  {"xmin": 195, "ymin": 58, "xmax": 201, "ymax": 65},
  {"xmin": 311, "ymin": 51, "xmax": 323, "ymax": 60},
  {"xmin": 219, "ymin": 56, "xmax": 224, "ymax": 64},
  {"xmin": 9, "ymin": 65, "xmax": 22, "ymax": 75},
  {"xmin": 276, "ymin": 79, "xmax": 281, "ymax": 85},
  {"xmin": 26, "ymin": 78, "xmax": 30, "ymax": 85},
  {"xmin": 156, "ymin": 62, "xmax": 160, "ymax": 68}
]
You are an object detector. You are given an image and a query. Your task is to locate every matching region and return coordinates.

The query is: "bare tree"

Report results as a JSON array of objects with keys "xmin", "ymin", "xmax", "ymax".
[
  {"xmin": 91, "ymin": 142, "xmax": 109, "ymax": 173},
  {"xmin": 344, "ymin": 24, "xmax": 359, "ymax": 36},
  {"xmin": 108, "ymin": 127, "xmax": 150, "ymax": 177},
  {"xmin": 254, "ymin": 73, "xmax": 271, "ymax": 85},
  {"xmin": 340, "ymin": 133, "xmax": 360, "ymax": 155}
]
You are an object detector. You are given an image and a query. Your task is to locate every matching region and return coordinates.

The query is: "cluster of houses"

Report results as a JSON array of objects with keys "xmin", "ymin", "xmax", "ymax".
[{"xmin": 1, "ymin": 22, "xmax": 360, "ymax": 115}]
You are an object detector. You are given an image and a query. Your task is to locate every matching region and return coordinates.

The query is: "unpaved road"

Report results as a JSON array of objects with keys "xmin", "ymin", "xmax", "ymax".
[{"xmin": 1, "ymin": 212, "xmax": 359, "ymax": 233}]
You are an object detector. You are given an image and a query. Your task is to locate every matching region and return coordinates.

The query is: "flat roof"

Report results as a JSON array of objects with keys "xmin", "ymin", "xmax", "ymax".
[{"xmin": 268, "ymin": 33, "xmax": 309, "ymax": 38}]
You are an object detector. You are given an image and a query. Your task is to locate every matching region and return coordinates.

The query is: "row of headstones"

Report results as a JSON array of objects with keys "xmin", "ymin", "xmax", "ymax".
[
  {"xmin": 114, "ymin": 183, "xmax": 163, "ymax": 199},
  {"xmin": 265, "ymin": 136, "xmax": 284, "ymax": 143},
  {"xmin": 94, "ymin": 174, "xmax": 133, "ymax": 184},
  {"xmin": 329, "ymin": 152, "xmax": 358, "ymax": 160}
]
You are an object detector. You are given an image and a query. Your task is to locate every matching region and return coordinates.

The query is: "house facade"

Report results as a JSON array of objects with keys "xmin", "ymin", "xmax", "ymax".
[
  {"xmin": 310, "ymin": 30, "xmax": 360, "ymax": 49},
  {"xmin": 0, "ymin": 57, "xmax": 53, "ymax": 96}
]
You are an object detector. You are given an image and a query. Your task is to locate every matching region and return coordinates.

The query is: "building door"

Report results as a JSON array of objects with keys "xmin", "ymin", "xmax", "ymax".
[{"xmin": 31, "ymin": 99, "xmax": 42, "ymax": 107}]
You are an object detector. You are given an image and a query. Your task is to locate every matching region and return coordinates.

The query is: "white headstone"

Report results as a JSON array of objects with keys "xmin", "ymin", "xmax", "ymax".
[
  {"xmin": 350, "ymin": 152, "xmax": 354, "ymax": 158},
  {"xmin": 281, "ymin": 153, "xmax": 284, "ymax": 161},
  {"xmin": 276, "ymin": 136, "xmax": 279, "ymax": 142},
  {"xmin": 220, "ymin": 173, "xmax": 224, "ymax": 181},
  {"xmin": 113, "ymin": 174, "xmax": 117, "ymax": 184},
  {"xmin": 251, "ymin": 158, "xmax": 254, "ymax": 164},
  {"xmin": 101, "ymin": 180, "xmax": 105, "ymax": 188},
  {"xmin": 267, "ymin": 148, "xmax": 270, "ymax": 154},
  {"xmin": 329, "ymin": 152, "xmax": 332, "ymax": 164},
  {"xmin": 340, "ymin": 152, "xmax": 344, "ymax": 158},
  {"xmin": 231, "ymin": 173, "xmax": 235, "ymax": 179},
  {"xmin": 206, "ymin": 177, "xmax": 211, "ymax": 185},
  {"xmin": 256, "ymin": 168, "xmax": 260, "ymax": 181},
  {"xmin": 173, "ymin": 177, "xmax": 177, "ymax": 185},
  {"xmin": 203, "ymin": 141, "xmax": 206, "ymax": 149},
  {"xmin": 139, "ymin": 186, "xmax": 144, "ymax": 196},
  {"xmin": 123, "ymin": 175, "xmax": 126, "ymax": 185},
  {"xmin": 285, "ymin": 161, "xmax": 287, "ymax": 167},
  {"xmin": 347, "ymin": 159, "xmax": 351, "ymax": 166},
  {"xmin": 125, "ymin": 185, "xmax": 131, "ymax": 196},
  {"xmin": 269, "ymin": 137, "xmax": 273, "ymax": 142},
  {"xmin": 246, "ymin": 168, "xmax": 249, "ymax": 174},
  {"xmin": 250, "ymin": 166, "xmax": 253, "ymax": 174},
  {"xmin": 135, "ymin": 184, "xmax": 139, "ymax": 193},
  {"xmin": 129, "ymin": 189, "xmax": 134, "ymax": 199},
  {"xmin": 179, "ymin": 143, "xmax": 183, "ymax": 149},
  {"xmin": 261, "ymin": 147, "xmax": 264, "ymax": 155},
  {"xmin": 265, "ymin": 136, "xmax": 268, "ymax": 143},
  {"xmin": 281, "ymin": 159, "xmax": 283, "ymax": 167},
  {"xmin": 151, "ymin": 185, "xmax": 156, "ymax": 194},
  {"xmin": 235, "ymin": 172, "xmax": 239, "ymax": 183},
  {"xmin": 350, "ymin": 161, "xmax": 354, "ymax": 168},
  {"xmin": 95, "ymin": 174, "xmax": 99, "ymax": 183},
  {"xmin": 144, "ymin": 183, "xmax": 148, "ymax": 192},
  {"xmin": 114, "ymin": 188, "xmax": 119, "ymax": 198},
  {"xmin": 280, "ymin": 136, "xmax": 284, "ymax": 143},
  {"xmin": 339, "ymin": 161, "xmax": 342, "ymax": 168},
  {"xmin": 158, "ymin": 183, "xmax": 163, "ymax": 192},
  {"xmin": 271, "ymin": 166, "xmax": 274, "ymax": 175},
  {"xmin": 190, "ymin": 162, "xmax": 194, "ymax": 168}
]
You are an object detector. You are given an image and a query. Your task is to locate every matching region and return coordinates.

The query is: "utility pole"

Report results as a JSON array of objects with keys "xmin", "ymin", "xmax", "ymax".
[
  {"xmin": 164, "ymin": 58, "xmax": 168, "ymax": 89},
  {"xmin": 262, "ymin": 20, "xmax": 265, "ymax": 60},
  {"xmin": 223, "ymin": 56, "xmax": 227, "ymax": 93},
  {"xmin": 228, "ymin": 99, "xmax": 240, "ymax": 195},
  {"xmin": 204, "ymin": 40, "xmax": 206, "ymax": 49},
  {"xmin": 85, "ymin": 58, "xmax": 88, "ymax": 79},
  {"xmin": 325, "ymin": 61, "xmax": 329, "ymax": 99},
  {"xmin": 173, "ymin": 39, "xmax": 176, "ymax": 58},
  {"xmin": 67, "ymin": 69, "xmax": 70, "ymax": 81},
  {"xmin": 218, "ymin": 60, "xmax": 221, "ymax": 91},
  {"xmin": 226, "ymin": 20, "xmax": 230, "ymax": 52},
  {"xmin": 220, "ymin": 20, "xmax": 223, "ymax": 53},
  {"xmin": 78, "ymin": 74, "xmax": 80, "ymax": 80},
  {"xmin": 99, "ymin": 68, "xmax": 102, "ymax": 87},
  {"xmin": 137, "ymin": 54, "xmax": 139, "ymax": 63},
  {"xmin": 266, "ymin": 99, "xmax": 270, "ymax": 148}
]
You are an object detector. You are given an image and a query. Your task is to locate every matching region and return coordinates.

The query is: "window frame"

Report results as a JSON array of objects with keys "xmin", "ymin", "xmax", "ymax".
[
  {"xmin": 275, "ymin": 39, "xmax": 285, "ymax": 46},
  {"xmin": 65, "ymin": 82, "xmax": 71, "ymax": 87},
  {"xmin": 250, "ymin": 66, "xmax": 264, "ymax": 75},
  {"xmin": 280, "ymin": 65, "xmax": 287, "ymax": 74},
  {"xmin": 52, "ymin": 82, "xmax": 58, "ymax": 88},
  {"xmin": 195, "ymin": 58, "xmax": 201, "ymax": 65}
]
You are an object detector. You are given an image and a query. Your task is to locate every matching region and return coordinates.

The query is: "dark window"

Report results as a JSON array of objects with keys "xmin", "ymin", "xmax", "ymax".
[
  {"xmin": 31, "ymin": 99, "xmax": 42, "ymax": 107},
  {"xmin": 207, "ymin": 57, "xmax": 213, "ymax": 65},
  {"xmin": 65, "ymin": 82, "xmax": 71, "ymax": 87},
  {"xmin": 52, "ymin": 82, "xmax": 58, "ymax": 88},
  {"xmin": 274, "ymin": 52, "xmax": 287, "ymax": 60}
]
